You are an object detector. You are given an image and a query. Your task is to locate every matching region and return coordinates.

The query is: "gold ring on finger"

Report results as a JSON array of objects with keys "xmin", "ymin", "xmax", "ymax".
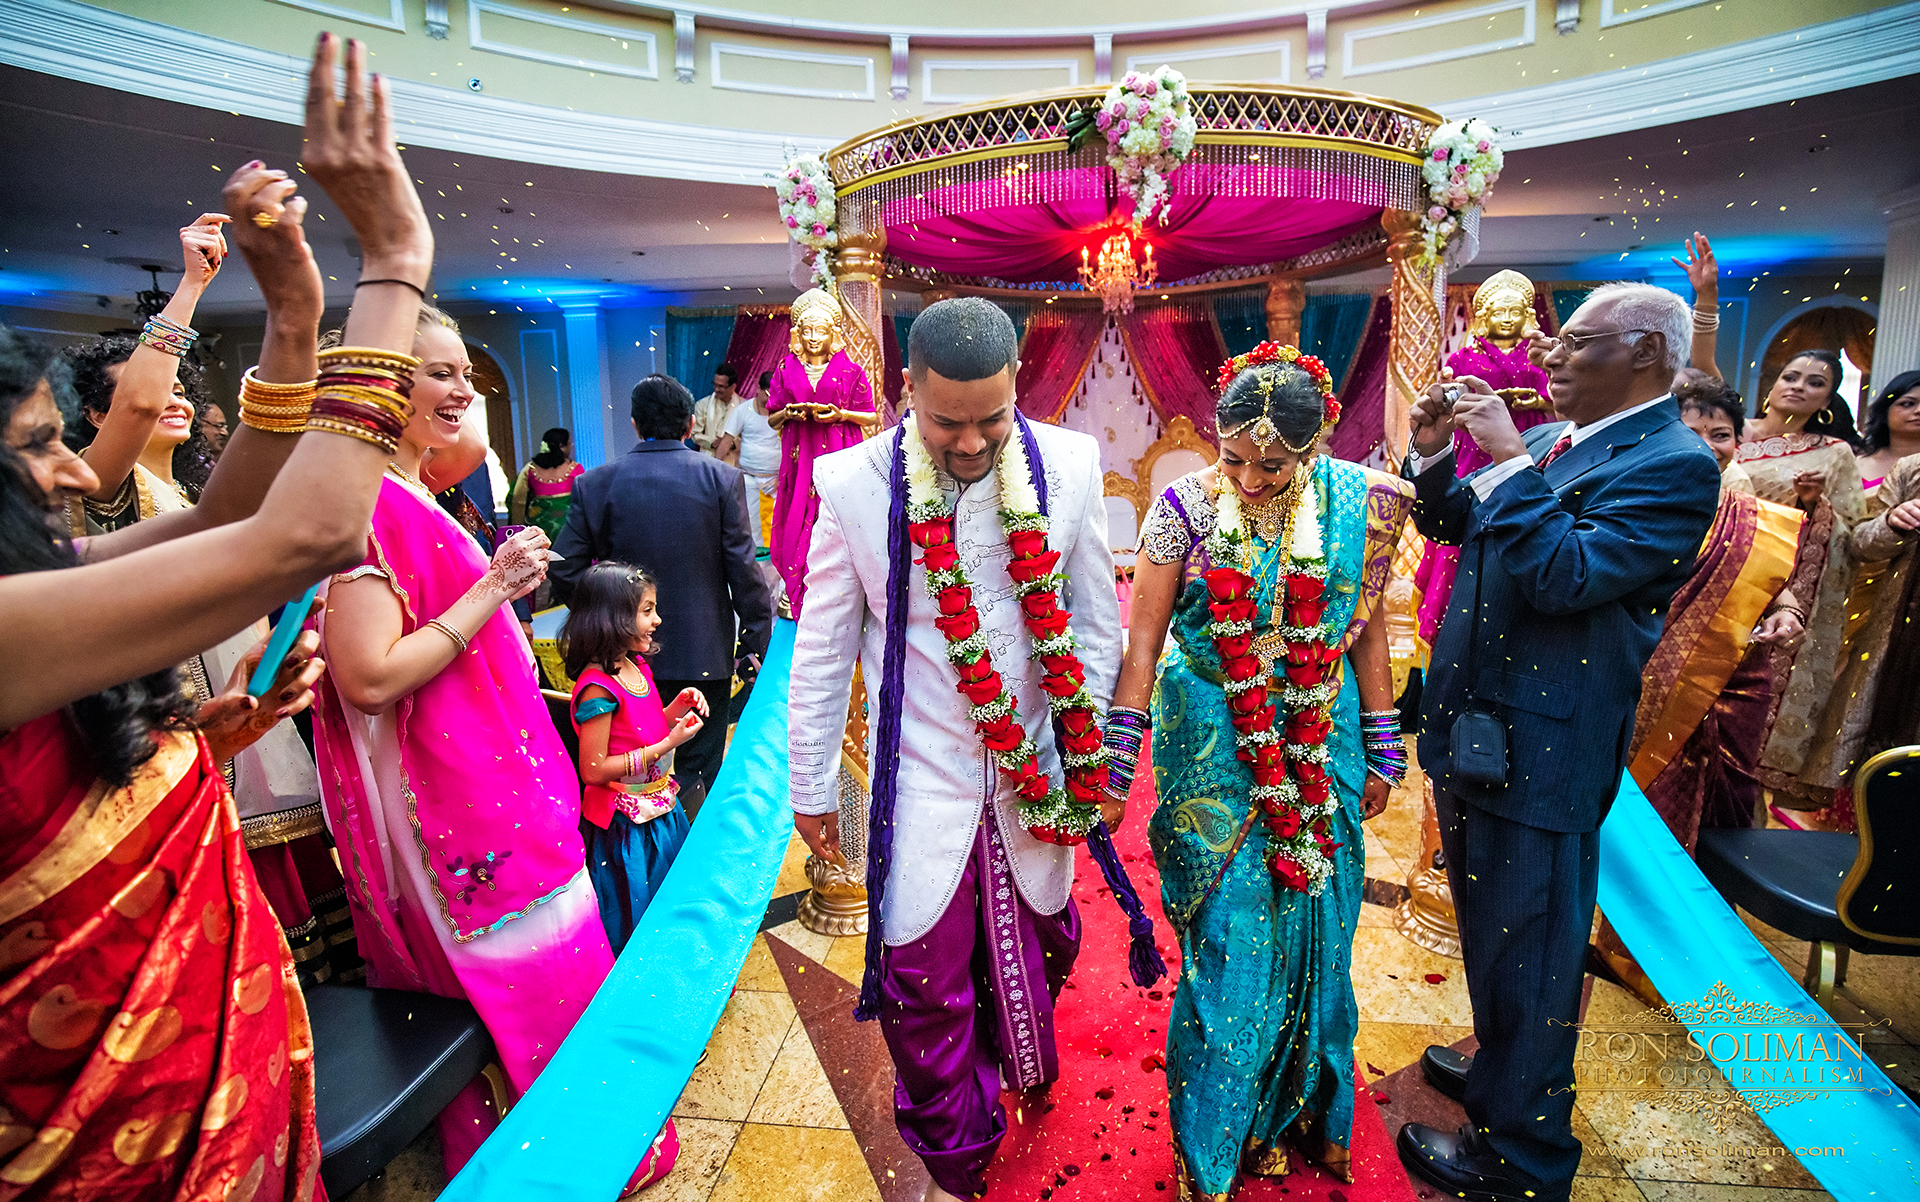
[{"xmin": 252, "ymin": 211, "xmax": 279, "ymax": 229}]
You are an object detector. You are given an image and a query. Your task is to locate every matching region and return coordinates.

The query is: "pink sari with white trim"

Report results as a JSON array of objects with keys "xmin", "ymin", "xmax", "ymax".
[{"xmin": 311, "ymin": 477, "xmax": 612, "ymax": 1171}]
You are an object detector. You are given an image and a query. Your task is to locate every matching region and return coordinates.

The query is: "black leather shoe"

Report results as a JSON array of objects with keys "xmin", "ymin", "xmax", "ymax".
[
  {"xmin": 1421, "ymin": 1044, "xmax": 1471, "ymax": 1102},
  {"xmin": 1396, "ymin": 1123, "xmax": 1551, "ymax": 1202}
]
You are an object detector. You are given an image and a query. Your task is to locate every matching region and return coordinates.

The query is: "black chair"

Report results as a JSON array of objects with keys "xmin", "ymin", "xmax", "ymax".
[
  {"xmin": 309, "ymin": 985, "xmax": 506, "ymax": 1197},
  {"xmin": 1695, "ymin": 745, "xmax": 1920, "ymax": 1003}
]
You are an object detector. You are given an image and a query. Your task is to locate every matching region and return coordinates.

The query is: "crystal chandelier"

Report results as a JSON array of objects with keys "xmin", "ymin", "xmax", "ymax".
[{"xmin": 1077, "ymin": 231, "xmax": 1157, "ymax": 315}]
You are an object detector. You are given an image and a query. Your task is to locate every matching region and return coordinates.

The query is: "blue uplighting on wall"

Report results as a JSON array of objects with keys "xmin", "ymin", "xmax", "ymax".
[
  {"xmin": 0, "ymin": 270, "xmax": 74, "ymax": 299},
  {"xmin": 441, "ymin": 278, "xmax": 654, "ymax": 306},
  {"xmin": 1566, "ymin": 235, "xmax": 1848, "ymax": 281}
]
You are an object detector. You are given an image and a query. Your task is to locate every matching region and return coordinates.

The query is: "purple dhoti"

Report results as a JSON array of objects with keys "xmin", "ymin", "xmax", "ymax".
[{"xmin": 880, "ymin": 815, "xmax": 1080, "ymax": 1198}]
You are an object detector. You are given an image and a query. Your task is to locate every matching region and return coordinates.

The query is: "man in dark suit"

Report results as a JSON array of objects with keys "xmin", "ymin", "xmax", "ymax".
[
  {"xmin": 553, "ymin": 374, "xmax": 774, "ymax": 810},
  {"xmin": 1395, "ymin": 283, "xmax": 1722, "ymax": 1202}
]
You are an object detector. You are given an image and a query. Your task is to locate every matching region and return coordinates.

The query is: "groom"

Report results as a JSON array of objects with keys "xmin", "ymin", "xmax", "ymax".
[{"xmin": 788, "ymin": 298, "xmax": 1122, "ymax": 1201}]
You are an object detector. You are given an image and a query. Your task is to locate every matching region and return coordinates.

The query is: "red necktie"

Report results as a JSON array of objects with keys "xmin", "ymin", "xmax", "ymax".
[{"xmin": 1536, "ymin": 434, "xmax": 1573, "ymax": 470}]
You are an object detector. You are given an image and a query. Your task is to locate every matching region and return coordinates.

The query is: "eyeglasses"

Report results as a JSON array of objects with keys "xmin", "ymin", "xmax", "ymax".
[{"xmin": 1551, "ymin": 328, "xmax": 1652, "ymax": 354}]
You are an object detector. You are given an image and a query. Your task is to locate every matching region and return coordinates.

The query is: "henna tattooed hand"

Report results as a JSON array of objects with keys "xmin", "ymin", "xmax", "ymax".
[{"xmin": 473, "ymin": 526, "xmax": 552, "ymax": 603}]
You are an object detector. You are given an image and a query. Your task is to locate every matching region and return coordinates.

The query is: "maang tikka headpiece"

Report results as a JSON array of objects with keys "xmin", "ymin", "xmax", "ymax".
[{"xmin": 1214, "ymin": 341, "xmax": 1341, "ymax": 453}]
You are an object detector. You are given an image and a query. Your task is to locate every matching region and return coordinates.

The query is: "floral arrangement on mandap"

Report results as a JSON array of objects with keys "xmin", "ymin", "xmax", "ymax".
[
  {"xmin": 1067, "ymin": 66, "xmax": 1198, "ymax": 227},
  {"xmin": 1206, "ymin": 342, "xmax": 1344, "ymax": 894},
  {"xmin": 775, "ymin": 151, "xmax": 838, "ymax": 287},
  {"xmin": 902, "ymin": 422, "xmax": 1111, "ymax": 844},
  {"xmin": 1417, "ymin": 117, "xmax": 1502, "ymax": 267}
]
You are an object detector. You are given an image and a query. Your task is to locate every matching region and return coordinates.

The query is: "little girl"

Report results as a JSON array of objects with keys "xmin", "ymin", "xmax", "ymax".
[{"xmin": 561, "ymin": 562, "xmax": 704, "ymax": 955}]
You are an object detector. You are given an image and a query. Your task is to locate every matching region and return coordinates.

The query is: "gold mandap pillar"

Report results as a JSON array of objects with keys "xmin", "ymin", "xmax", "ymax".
[
  {"xmin": 797, "ymin": 674, "xmax": 873, "ymax": 936},
  {"xmin": 1393, "ymin": 776, "xmax": 1461, "ymax": 958},
  {"xmin": 1264, "ymin": 277, "xmax": 1306, "ymax": 349},
  {"xmin": 1382, "ymin": 210, "xmax": 1442, "ymax": 465},
  {"xmin": 829, "ymin": 229, "xmax": 890, "ymax": 426}
]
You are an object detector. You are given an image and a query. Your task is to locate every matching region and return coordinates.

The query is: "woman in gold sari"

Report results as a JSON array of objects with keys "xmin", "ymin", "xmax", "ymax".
[
  {"xmin": 1795, "ymin": 450, "xmax": 1920, "ymax": 804},
  {"xmin": 1595, "ymin": 382, "xmax": 1806, "ymax": 997},
  {"xmin": 1735, "ymin": 350, "xmax": 1868, "ymax": 815},
  {"xmin": 0, "ymin": 34, "xmax": 436, "ymax": 1200}
]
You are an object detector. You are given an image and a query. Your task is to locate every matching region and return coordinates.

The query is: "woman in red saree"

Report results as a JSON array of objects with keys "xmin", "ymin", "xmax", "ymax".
[{"xmin": 0, "ymin": 33, "xmax": 439, "ymax": 1200}]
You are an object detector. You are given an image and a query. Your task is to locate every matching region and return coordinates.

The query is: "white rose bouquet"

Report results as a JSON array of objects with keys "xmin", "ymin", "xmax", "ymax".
[
  {"xmin": 1418, "ymin": 118, "xmax": 1502, "ymax": 267},
  {"xmin": 775, "ymin": 152, "xmax": 838, "ymax": 287},
  {"xmin": 1068, "ymin": 66, "xmax": 1198, "ymax": 227}
]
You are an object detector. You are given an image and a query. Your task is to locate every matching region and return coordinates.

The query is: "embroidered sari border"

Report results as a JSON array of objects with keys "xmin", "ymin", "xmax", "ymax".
[{"xmin": 0, "ymin": 733, "xmax": 198, "ymax": 927}]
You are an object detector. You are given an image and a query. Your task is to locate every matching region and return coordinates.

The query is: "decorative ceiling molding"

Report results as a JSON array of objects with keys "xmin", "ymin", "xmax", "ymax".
[
  {"xmin": 468, "ymin": 0, "xmax": 659, "ymax": 81},
  {"xmin": 1123, "ymin": 39, "xmax": 1291, "ymax": 85},
  {"xmin": 1342, "ymin": 0, "xmax": 1533, "ymax": 79},
  {"xmin": 592, "ymin": 0, "xmax": 1346, "ymax": 45},
  {"xmin": 0, "ymin": 0, "xmax": 830, "ymax": 182},
  {"xmin": 709, "ymin": 40, "xmax": 876, "ymax": 101},
  {"xmin": 1453, "ymin": 0, "xmax": 1920, "ymax": 149},
  {"xmin": 267, "ymin": 0, "xmax": 404, "ymax": 33}
]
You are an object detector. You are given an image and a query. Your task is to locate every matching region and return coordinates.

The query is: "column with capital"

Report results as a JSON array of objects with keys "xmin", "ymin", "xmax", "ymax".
[
  {"xmin": 557, "ymin": 300, "xmax": 612, "ymax": 468},
  {"xmin": 1383, "ymin": 210, "xmax": 1442, "ymax": 463},
  {"xmin": 1265, "ymin": 277, "xmax": 1307, "ymax": 350},
  {"xmin": 1876, "ymin": 184, "xmax": 1920, "ymax": 385}
]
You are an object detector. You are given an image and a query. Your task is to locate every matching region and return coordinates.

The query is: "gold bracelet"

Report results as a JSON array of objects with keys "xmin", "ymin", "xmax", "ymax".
[
  {"xmin": 319, "ymin": 346, "xmax": 422, "ymax": 375},
  {"xmin": 240, "ymin": 368, "xmax": 317, "ymax": 433},
  {"xmin": 304, "ymin": 413, "xmax": 400, "ymax": 454},
  {"xmin": 424, "ymin": 618, "xmax": 468, "ymax": 653}
]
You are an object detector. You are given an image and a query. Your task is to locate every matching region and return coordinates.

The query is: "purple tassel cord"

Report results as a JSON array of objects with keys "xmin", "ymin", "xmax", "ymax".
[
  {"xmin": 1018, "ymin": 413, "xmax": 1165, "ymax": 989},
  {"xmin": 854, "ymin": 423, "xmax": 912, "ymax": 1023}
]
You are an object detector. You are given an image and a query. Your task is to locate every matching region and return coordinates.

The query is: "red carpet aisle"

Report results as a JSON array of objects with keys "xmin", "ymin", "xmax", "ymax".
[{"xmin": 981, "ymin": 748, "xmax": 1420, "ymax": 1201}]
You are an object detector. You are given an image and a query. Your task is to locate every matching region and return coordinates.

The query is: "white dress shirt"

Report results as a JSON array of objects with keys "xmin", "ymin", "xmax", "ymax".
[
  {"xmin": 1411, "ymin": 394, "xmax": 1672, "ymax": 500},
  {"xmin": 786, "ymin": 423, "xmax": 1121, "ymax": 943}
]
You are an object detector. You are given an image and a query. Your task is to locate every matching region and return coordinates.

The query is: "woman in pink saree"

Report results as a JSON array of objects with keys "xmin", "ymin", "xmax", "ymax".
[
  {"xmin": 767, "ymin": 287, "xmax": 877, "ymax": 615},
  {"xmin": 312, "ymin": 309, "xmax": 619, "ymax": 1176}
]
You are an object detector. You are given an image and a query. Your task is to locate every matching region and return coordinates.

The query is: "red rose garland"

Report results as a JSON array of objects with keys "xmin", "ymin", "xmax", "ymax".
[
  {"xmin": 903, "ymin": 424, "xmax": 1109, "ymax": 845},
  {"xmin": 1206, "ymin": 343, "xmax": 1346, "ymax": 894}
]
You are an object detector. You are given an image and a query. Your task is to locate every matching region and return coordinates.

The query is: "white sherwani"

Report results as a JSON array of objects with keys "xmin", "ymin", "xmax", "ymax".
[{"xmin": 788, "ymin": 420, "xmax": 1121, "ymax": 944}]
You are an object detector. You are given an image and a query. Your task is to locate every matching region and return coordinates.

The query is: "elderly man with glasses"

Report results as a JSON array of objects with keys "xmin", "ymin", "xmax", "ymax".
[{"xmin": 1394, "ymin": 283, "xmax": 1722, "ymax": 1202}]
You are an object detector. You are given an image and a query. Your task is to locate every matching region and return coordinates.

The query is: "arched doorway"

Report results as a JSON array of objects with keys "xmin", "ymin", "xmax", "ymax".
[
  {"xmin": 1756, "ymin": 302, "xmax": 1877, "ymax": 418},
  {"xmin": 468, "ymin": 344, "xmax": 518, "ymax": 472}
]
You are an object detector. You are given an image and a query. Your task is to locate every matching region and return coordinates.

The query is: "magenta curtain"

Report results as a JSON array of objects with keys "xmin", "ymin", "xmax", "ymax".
[
  {"xmin": 721, "ymin": 307, "xmax": 791, "ymax": 400},
  {"xmin": 1014, "ymin": 308, "xmax": 1105, "ymax": 422},
  {"xmin": 1326, "ymin": 292, "xmax": 1392, "ymax": 463},
  {"xmin": 882, "ymin": 313, "xmax": 902, "ymax": 421},
  {"xmin": 1121, "ymin": 300, "xmax": 1229, "ymax": 445}
]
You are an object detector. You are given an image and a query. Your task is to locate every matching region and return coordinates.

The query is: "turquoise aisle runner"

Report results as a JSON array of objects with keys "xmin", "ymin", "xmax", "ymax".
[
  {"xmin": 441, "ymin": 620, "xmax": 797, "ymax": 1201},
  {"xmin": 1598, "ymin": 778, "xmax": 1920, "ymax": 1200}
]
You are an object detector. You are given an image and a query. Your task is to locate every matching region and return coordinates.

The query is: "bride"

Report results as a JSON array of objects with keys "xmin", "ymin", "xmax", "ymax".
[{"xmin": 1103, "ymin": 343, "xmax": 1414, "ymax": 1200}]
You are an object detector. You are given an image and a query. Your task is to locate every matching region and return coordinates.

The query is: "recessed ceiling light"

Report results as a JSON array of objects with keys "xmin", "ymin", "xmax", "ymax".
[{"xmin": 631, "ymin": 250, "xmax": 646, "ymax": 256}]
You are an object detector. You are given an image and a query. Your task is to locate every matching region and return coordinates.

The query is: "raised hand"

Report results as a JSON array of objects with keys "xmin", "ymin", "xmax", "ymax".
[
  {"xmin": 1671, "ymin": 232, "xmax": 1719, "ymax": 303},
  {"xmin": 179, "ymin": 214, "xmax": 231, "ymax": 290},
  {"xmin": 223, "ymin": 163, "xmax": 321, "ymax": 318},
  {"xmin": 302, "ymin": 33, "xmax": 432, "ymax": 284}
]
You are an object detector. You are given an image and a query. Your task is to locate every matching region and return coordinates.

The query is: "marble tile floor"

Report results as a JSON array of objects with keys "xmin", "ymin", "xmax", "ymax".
[{"xmin": 341, "ymin": 773, "xmax": 1909, "ymax": 1201}]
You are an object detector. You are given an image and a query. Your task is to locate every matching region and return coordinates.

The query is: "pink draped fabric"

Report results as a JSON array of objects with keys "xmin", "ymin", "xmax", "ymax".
[
  {"xmin": 1015, "ymin": 307, "xmax": 1104, "ymax": 422},
  {"xmin": 888, "ymin": 188, "xmax": 1381, "ymax": 283},
  {"xmin": 1121, "ymin": 300, "xmax": 1230, "ymax": 444},
  {"xmin": 721, "ymin": 307, "xmax": 792, "ymax": 400},
  {"xmin": 312, "ymin": 478, "xmax": 614, "ymax": 1170},
  {"xmin": 769, "ymin": 351, "xmax": 873, "ymax": 614},
  {"xmin": 1326, "ymin": 292, "xmax": 1392, "ymax": 463}
]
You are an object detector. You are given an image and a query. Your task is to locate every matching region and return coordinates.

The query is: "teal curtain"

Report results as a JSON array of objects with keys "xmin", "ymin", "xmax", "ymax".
[
  {"xmin": 1552, "ymin": 287, "xmax": 1593, "ymax": 329},
  {"xmin": 665, "ymin": 308, "xmax": 736, "ymax": 393},
  {"xmin": 1211, "ymin": 289, "xmax": 1268, "ymax": 358},
  {"xmin": 1300, "ymin": 293, "xmax": 1375, "ymax": 391},
  {"xmin": 893, "ymin": 301, "xmax": 1029, "ymax": 371}
]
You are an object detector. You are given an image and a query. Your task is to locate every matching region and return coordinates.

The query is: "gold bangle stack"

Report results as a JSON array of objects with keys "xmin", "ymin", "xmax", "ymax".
[
  {"xmin": 239, "ymin": 366, "xmax": 318, "ymax": 434},
  {"xmin": 306, "ymin": 346, "xmax": 421, "ymax": 454}
]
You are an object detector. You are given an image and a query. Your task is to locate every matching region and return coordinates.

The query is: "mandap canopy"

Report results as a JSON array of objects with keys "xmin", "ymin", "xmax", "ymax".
[{"xmin": 817, "ymin": 85, "xmax": 1449, "ymax": 462}]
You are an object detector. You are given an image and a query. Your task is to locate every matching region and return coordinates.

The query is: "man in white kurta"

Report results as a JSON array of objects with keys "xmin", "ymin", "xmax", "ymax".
[{"xmin": 788, "ymin": 299, "xmax": 1120, "ymax": 1201}]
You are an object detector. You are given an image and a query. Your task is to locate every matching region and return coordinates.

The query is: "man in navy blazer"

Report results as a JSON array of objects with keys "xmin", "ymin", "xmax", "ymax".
[
  {"xmin": 552, "ymin": 374, "xmax": 773, "ymax": 808},
  {"xmin": 1395, "ymin": 284, "xmax": 1721, "ymax": 1202}
]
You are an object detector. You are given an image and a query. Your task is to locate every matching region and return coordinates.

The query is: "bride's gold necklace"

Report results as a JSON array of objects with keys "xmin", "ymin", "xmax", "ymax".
[{"xmin": 1235, "ymin": 464, "xmax": 1312, "ymax": 545}]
